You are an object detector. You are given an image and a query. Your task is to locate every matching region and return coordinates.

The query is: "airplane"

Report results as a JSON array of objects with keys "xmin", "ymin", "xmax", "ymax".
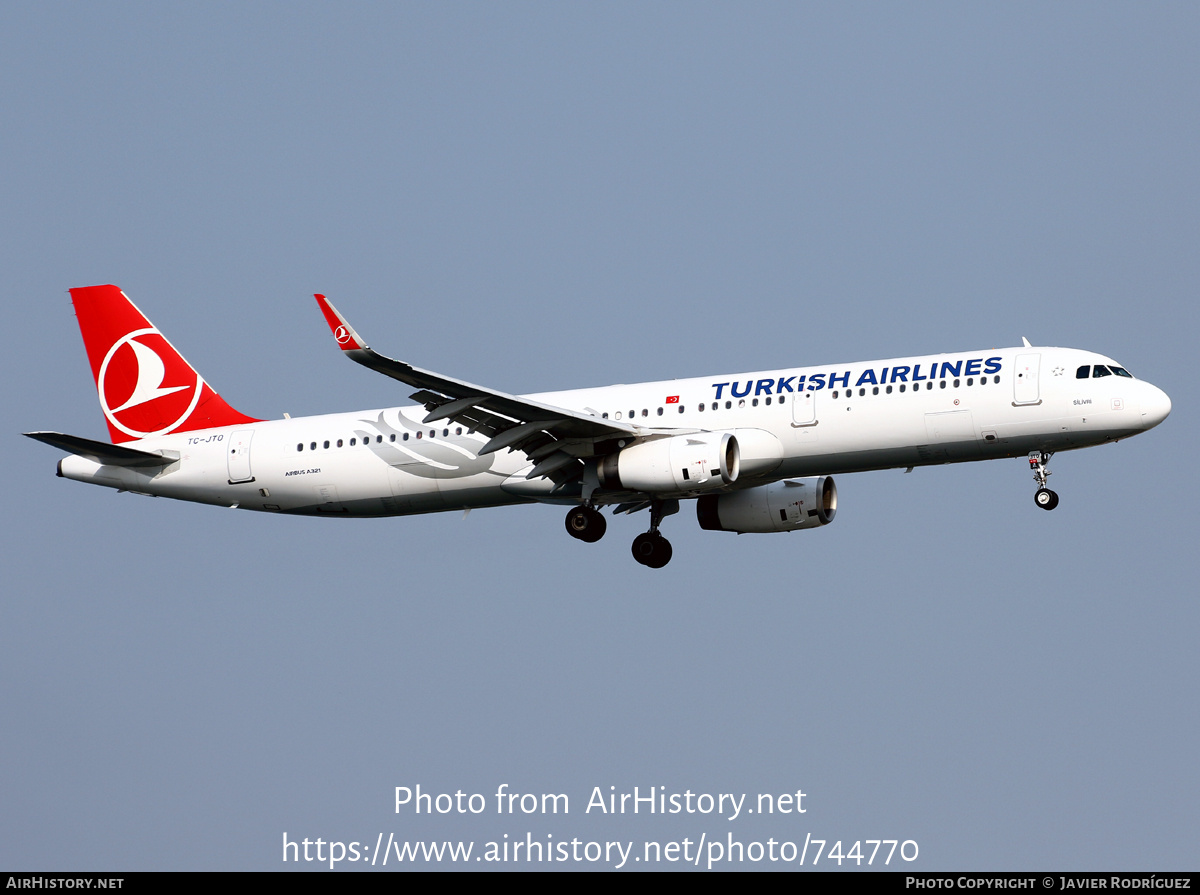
[{"xmin": 27, "ymin": 284, "xmax": 1172, "ymax": 568}]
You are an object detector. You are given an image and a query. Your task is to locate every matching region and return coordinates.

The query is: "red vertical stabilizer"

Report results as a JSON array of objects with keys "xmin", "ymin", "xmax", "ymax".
[{"xmin": 70, "ymin": 284, "xmax": 260, "ymax": 443}]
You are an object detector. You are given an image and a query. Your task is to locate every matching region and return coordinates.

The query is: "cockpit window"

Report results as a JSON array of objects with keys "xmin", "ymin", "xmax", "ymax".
[
  {"xmin": 1076, "ymin": 365, "xmax": 1090, "ymax": 379},
  {"xmin": 1109, "ymin": 366, "xmax": 1133, "ymax": 378},
  {"xmin": 1093, "ymin": 365, "xmax": 1111, "ymax": 378}
]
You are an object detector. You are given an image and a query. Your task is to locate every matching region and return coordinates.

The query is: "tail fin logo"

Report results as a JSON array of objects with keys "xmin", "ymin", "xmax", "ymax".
[
  {"xmin": 98, "ymin": 327, "xmax": 204, "ymax": 438},
  {"xmin": 334, "ymin": 325, "xmax": 352, "ymax": 344}
]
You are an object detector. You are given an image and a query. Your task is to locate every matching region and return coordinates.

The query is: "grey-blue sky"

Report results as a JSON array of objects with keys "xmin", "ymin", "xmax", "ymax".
[{"xmin": 2, "ymin": 3, "xmax": 1196, "ymax": 870}]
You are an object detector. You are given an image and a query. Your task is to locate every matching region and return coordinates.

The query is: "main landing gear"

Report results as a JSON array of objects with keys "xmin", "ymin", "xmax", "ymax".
[
  {"xmin": 1029, "ymin": 451, "xmax": 1060, "ymax": 511},
  {"xmin": 631, "ymin": 499, "xmax": 677, "ymax": 569},
  {"xmin": 631, "ymin": 531, "xmax": 672, "ymax": 568},
  {"xmin": 565, "ymin": 505, "xmax": 606, "ymax": 543},
  {"xmin": 563, "ymin": 499, "xmax": 677, "ymax": 568}
]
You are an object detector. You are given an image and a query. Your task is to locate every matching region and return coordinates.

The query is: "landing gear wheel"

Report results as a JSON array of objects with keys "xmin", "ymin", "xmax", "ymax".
[
  {"xmin": 631, "ymin": 531, "xmax": 673, "ymax": 568},
  {"xmin": 565, "ymin": 506, "xmax": 607, "ymax": 542},
  {"xmin": 1035, "ymin": 488, "xmax": 1059, "ymax": 511}
]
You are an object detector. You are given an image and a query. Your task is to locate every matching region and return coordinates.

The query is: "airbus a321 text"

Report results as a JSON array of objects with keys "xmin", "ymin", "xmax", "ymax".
[{"xmin": 27, "ymin": 285, "xmax": 1171, "ymax": 568}]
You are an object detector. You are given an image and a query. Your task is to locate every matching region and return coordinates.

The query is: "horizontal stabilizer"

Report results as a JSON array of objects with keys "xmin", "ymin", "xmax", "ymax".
[{"xmin": 24, "ymin": 431, "xmax": 173, "ymax": 467}]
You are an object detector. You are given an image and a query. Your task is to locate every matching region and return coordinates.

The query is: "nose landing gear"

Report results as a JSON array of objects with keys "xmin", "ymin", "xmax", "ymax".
[{"xmin": 1029, "ymin": 452, "xmax": 1059, "ymax": 510}]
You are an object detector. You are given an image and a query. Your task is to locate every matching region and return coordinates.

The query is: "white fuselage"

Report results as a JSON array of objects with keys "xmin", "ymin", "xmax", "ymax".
[{"xmin": 57, "ymin": 346, "xmax": 1171, "ymax": 517}]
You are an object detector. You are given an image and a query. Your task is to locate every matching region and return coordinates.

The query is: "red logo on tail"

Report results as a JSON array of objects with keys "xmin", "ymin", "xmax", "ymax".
[{"xmin": 98, "ymin": 328, "xmax": 204, "ymax": 438}]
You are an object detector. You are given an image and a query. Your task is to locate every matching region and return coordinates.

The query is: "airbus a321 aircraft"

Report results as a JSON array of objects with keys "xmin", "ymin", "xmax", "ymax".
[{"xmin": 27, "ymin": 285, "xmax": 1171, "ymax": 568}]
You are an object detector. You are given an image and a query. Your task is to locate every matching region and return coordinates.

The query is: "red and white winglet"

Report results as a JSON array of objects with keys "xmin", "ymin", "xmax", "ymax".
[{"xmin": 314, "ymin": 293, "xmax": 368, "ymax": 351}]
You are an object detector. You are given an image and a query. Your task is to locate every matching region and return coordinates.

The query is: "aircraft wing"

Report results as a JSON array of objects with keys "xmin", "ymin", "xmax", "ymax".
[{"xmin": 314, "ymin": 295, "xmax": 643, "ymax": 481}]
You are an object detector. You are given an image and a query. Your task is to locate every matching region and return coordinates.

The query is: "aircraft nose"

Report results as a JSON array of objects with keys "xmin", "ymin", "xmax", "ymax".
[{"xmin": 1140, "ymin": 383, "xmax": 1172, "ymax": 430}]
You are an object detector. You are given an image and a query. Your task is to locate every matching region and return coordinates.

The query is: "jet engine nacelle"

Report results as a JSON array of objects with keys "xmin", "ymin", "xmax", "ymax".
[
  {"xmin": 599, "ymin": 432, "xmax": 739, "ymax": 494},
  {"xmin": 696, "ymin": 476, "xmax": 837, "ymax": 533},
  {"xmin": 724, "ymin": 427, "xmax": 784, "ymax": 477}
]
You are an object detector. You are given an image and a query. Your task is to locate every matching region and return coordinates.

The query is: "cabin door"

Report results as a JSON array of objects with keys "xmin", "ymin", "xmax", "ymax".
[
  {"xmin": 1013, "ymin": 354, "xmax": 1041, "ymax": 405},
  {"xmin": 227, "ymin": 429, "xmax": 255, "ymax": 483}
]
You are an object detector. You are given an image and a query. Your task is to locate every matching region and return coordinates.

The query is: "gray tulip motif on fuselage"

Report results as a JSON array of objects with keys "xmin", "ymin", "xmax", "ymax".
[{"xmin": 356, "ymin": 411, "xmax": 506, "ymax": 480}]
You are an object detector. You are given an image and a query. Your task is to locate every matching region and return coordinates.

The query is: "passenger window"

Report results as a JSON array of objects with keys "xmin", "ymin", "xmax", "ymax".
[
  {"xmin": 725, "ymin": 401, "xmax": 732, "ymax": 409},
  {"xmin": 310, "ymin": 442, "xmax": 317, "ymax": 450},
  {"xmin": 886, "ymin": 385, "xmax": 892, "ymax": 394},
  {"xmin": 602, "ymin": 412, "xmax": 609, "ymax": 419},
  {"xmin": 953, "ymin": 379, "xmax": 960, "ymax": 387},
  {"xmin": 940, "ymin": 381, "xmax": 947, "ymax": 389},
  {"xmin": 697, "ymin": 404, "xmax": 704, "ymax": 412},
  {"xmin": 1093, "ymin": 365, "xmax": 1111, "ymax": 378},
  {"xmin": 993, "ymin": 375, "xmax": 999, "ymax": 384},
  {"xmin": 416, "ymin": 432, "xmax": 422, "ymax": 439},
  {"xmin": 456, "ymin": 427, "xmax": 462, "ymax": 435},
  {"xmin": 678, "ymin": 405, "xmax": 685, "ymax": 413},
  {"xmin": 403, "ymin": 433, "xmax": 409, "ymax": 441},
  {"xmin": 657, "ymin": 407, "xmax": 664, "ymax": 416},
  {"xmin": 389, "ymin": 434, "xmax": 395, "ymax": 442},
  {"xmin": 872, "ymin": 387, "xmax": 879, "ymax": 395},
  {"xmin": 429, "ymin": 430, "xmax": 435, "ymax": 438},
  {"xmin": 1076, "ymin": 365, "xmax": 1090, "ymax": 379},
  {"xmin": 297, "ymin": 444, "xmax": 303, "ymax": 452},
  {"xmin": 752, "ymin": 398, "xmax": 759, "ymax": 407},
  {"xmin": 738, "ymin": 399, "xmax": 746, "ymax": 408},
  {"xmin": 323, "ymin": 440, "xmax": 330, "ymax": 449},
  {"xmin": 711, "ymin": 402, "xmax": 718, "ymax": 410},
  {"xmin": 350, "ymin": 438, "xmax": 356, "ymax": 446},
  {"xmin": 337, "ymin": 439, "xmax": 344, "ymax": 447},
  {"xmin": 899, "ymin": 384, "xmax": 905, "ymax": 393},
  {"xmin": 832, "ymin": 391, "xmax": 839, "ymax": 399},
  {"xmin": 443, "ymin": 429, "xmax": 449, "ymax": 437}
]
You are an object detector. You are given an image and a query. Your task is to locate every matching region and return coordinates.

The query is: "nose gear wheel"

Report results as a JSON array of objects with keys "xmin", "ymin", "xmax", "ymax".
[
  {"xmin": 1029, "ymin": 452, "xmax": 1059, "ymax": 510},
  {"xmin": 1035, "ymin": 488, "xmax": 1059, "ymax": 510}
]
